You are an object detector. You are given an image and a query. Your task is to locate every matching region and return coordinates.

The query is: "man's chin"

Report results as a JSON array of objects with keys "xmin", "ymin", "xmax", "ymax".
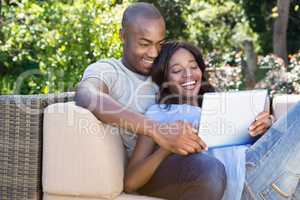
[
  {"xmin": 139, "ymin": 67, "xmax": 152, "ymax": 76},
  {"xmin": 141, "ymin": 70, "xmax": 151, "ymax": 76}
]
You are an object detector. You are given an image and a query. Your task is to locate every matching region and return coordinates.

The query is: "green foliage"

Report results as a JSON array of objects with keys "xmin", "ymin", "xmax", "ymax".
[
  {"xmin": 0, "ymin": 0, "xmax": 125, "ymax": 94},
  {"xmin": 206, "ymin": 51, "xmax": 300, "ymax": 94},
  {"xmin": 0, "ymin": 0, "xmax": 299, "ymax": 95},
  {"xmin": 288, "ymin": 0, "xmax": 300, "ymax": 54},
  {"xmin": 242, "ymin": 0, "xmax": 300, "ymax": 54},
  {"xmin": 206, "ymin": 51, "xmax": 243, "ymax": 91},
  {"xmin": 136, "ymin": 0, "xmax": 190, "ymax": 39},
  {"xmin": 241, "ymin": 0, "xmax": 274, "ymax": 54},
  {"xmin": 184, "ymin": 0, "xmax": 259, "ymax": 54},
  {"xmin": 255, "ymin": 52, "xmax": 300, "ymax": 95}
]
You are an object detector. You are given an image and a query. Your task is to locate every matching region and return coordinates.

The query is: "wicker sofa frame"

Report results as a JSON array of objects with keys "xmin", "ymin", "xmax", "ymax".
[{"xmin": 0, "ymin": 92, "xmax": 75, "ymax": 200}]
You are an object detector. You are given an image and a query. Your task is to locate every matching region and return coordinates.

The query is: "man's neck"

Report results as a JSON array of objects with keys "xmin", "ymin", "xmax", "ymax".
[
  {"xmin": 121, "ymin": 57, "xmax": 150, "ymax": 77},
  {"xmin": 121, "ymin": 57, "xmax": 138, "ymax": 73}
]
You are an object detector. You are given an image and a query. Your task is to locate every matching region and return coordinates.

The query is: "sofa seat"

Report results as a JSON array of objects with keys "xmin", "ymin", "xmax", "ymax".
[
  {"xmin": 272, "ymin": 94, "xmax": 300, "ymax": 120},
  {"xmin": 44, "ymin": 193, "xmax": 163, "ymax": 200}
]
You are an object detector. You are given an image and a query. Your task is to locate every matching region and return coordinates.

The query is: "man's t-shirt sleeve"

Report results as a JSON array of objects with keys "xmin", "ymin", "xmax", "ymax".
[{"xmin": 81, "ymin": 61, "xmax": 118, "ymax": 92}]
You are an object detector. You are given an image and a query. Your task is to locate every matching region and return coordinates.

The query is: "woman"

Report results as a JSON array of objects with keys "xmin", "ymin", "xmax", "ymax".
[{"xmin": 124, "ymin": 41, "xmax": 300, "ymax": 200}]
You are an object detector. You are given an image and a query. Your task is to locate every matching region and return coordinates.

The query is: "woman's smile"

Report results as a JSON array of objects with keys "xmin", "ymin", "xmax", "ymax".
[{"xmin": 181, "ymin": 80, "xmax": 198, "ymax": 90}]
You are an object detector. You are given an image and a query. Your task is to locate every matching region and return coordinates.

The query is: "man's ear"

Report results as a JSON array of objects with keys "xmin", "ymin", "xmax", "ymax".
[{"xmin": 119, "ymin": 28, "xmax": 125, "ymax": 43}]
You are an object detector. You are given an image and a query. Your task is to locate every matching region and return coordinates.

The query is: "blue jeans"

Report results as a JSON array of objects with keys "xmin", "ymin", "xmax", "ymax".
[
  {"xmin": 138, "ymin": 153, "xmax": 226, "ymax": 200},
  {"xmin": 242, "ymin": 102, "xmax": 300, "ymax": 200}
]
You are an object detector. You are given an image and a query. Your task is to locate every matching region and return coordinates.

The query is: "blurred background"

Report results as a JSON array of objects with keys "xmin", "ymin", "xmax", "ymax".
[{"xmin": 0, "ymin": 0, "xmax": 299, "ymax": 95}]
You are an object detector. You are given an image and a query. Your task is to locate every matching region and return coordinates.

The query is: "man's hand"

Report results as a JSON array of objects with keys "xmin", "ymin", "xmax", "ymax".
[
  {"xmin": 249, "ymin": 111, "xmax": 273, "ymax": 137},
  {"xmin": 151, "ymin": 121, "xmax": 208, "ymax": 155}
]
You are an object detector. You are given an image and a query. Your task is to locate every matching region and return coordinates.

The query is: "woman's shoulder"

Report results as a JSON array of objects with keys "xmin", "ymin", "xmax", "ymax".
[
  {"xmin": 145, "ymin": 104, "xmax": 169, "ymax": 115},
  {"xmin": 145, "ymin": 104, "xmax": 201, "ymax": 115}
]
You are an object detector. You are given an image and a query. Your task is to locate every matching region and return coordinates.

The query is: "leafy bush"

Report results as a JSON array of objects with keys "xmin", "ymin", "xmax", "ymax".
[
  {"xmin": 136, "ymin": 0, "xmax": 189, "ymax": 39},
  {"xmin": 255, "ymin": 52, "xmax": 300, "ymax": 95},
  {"xmin": 205, "ymin": 50, "xmax": 243, "ymax": 91},
  {"xmin": 242, "ymin": 0, "xmax": 300, "ymax": 54},
  {"xmin": 206, "ymin": 50, "xmax": 300, "ymax": 94},
  {"xmin": 0, "ymin": 0, "xmax": 126, "ymax": 94},
  {"xmin": 1, "ymin": 0, "xmax": 299, "ymax": 95},
  {"xmin": 184, "ymin": 0, "xmax": 259, "ymax": 54}
]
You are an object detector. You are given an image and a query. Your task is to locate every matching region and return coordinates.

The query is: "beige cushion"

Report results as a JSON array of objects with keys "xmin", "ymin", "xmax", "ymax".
[
  {"xmin": 272, "ymin": 95, "xmax": 300, "ymax": 120},
  {"xmin": 43, "ymin": 102, "xmax": 126, "ymax": 199},
  {"xmin": 43, "ymin": 193, "xmax": 164, "ymax": 200}
]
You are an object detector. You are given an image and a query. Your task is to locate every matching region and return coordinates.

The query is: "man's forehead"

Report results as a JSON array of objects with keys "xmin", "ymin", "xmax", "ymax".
[{"xmin": 128, "ymin": 17, "xmax": 165, "ymax": 39}]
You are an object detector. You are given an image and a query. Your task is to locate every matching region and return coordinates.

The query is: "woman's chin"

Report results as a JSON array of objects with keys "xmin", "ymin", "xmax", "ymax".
[{"xmin": 183, "ymin": 89, "xmax": 200, "ymax": 98}]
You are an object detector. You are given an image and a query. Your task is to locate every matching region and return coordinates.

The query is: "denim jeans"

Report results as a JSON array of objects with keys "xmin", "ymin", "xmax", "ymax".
[
  {"xmin": 242, "ymin": 101, "xmax": 300, "ymax": 200},
  {"xmin": 138, "ymin": 153, "xmax": 226, "ymax": 200},
  {"xmin": 293, "ymin": 182, "xmax": 300, "ymax": 200}
]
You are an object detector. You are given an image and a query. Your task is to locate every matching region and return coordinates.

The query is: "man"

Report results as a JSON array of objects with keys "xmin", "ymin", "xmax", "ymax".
[
  {"xmin": 75, "ymin": 3, "xmax": 226, "ymax": 199},
  {"xmin": 75, "ymin": 2, "xmax": 204, "ymax": 157}
]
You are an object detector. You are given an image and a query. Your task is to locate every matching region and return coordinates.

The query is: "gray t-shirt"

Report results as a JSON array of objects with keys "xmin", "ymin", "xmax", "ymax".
[{"xmin": 81, "ymin": 58, "xmax": 158, "ymax": 156}]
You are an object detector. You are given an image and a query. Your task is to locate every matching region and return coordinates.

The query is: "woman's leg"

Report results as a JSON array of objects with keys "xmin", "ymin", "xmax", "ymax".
[
  {"xmin": 138, "ymin": 153, "xmax": 226, "ymax": 200},
  {"xmin": 242, "ymin": 102, "xmax": 300, "ymax": 200}
]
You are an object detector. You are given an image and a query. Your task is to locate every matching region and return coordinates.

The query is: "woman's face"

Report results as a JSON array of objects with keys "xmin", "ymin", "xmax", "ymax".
[{"xmin": 167, "ymin": 48, "xmax": 202, "ymax": 101}]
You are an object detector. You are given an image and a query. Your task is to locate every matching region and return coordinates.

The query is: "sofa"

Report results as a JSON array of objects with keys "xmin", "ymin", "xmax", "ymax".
[{"xmin": 0, "ymin": 92, "xmax": 299, "ymax": 200}]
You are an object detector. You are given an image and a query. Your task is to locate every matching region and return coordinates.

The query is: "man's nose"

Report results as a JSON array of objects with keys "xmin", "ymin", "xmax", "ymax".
[{"xmin": 148, "ymin": 45, "xmax": 159, "ymax": 58}]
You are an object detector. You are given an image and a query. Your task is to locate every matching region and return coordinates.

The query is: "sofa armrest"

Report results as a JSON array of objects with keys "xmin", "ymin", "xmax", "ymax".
[
  {"xmin": 43, "ymin": 102, "xmax": 126, "ymax": 199},
  {"xmin": 272, "ymin": 95, "xmax": 300, "ymax": 120}
]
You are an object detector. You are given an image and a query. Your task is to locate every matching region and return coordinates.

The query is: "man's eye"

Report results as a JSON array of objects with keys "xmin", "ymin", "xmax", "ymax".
[{"xmin": 140, "ymin": 43, "xmax": 149, "ymax": 47}]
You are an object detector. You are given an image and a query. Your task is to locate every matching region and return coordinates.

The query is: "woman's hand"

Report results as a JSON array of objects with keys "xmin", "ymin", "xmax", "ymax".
[{"xmin": 249, "ymin": 112, "xmax": 274, "ymax": 137}]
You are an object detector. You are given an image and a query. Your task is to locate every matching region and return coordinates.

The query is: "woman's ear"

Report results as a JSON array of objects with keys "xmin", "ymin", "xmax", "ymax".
[{"xmin": 155, "ymin": 92, "xmax": 160, "ymax": 102}]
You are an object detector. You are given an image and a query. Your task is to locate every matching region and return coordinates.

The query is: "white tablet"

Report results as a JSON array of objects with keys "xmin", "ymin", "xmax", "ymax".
[{"xmin": 198, "ymin": 90, "xmax": 268, "ymax": 148}]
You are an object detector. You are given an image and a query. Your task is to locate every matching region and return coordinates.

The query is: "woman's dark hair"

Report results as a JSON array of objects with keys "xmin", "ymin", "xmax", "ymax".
[{"xmin": 151, "ymin": 40, "xmax": 215, "ymax": 107}]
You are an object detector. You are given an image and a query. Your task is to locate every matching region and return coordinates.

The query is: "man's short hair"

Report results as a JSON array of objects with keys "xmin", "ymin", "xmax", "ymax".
[{"xmin": 121, "ymin": 2, "xmax": 163, "ymax": 31}]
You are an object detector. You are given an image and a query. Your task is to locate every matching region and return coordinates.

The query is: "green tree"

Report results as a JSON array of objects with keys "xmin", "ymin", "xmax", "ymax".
[
  {"xmin": 136, "ymin": 0, "xmax": 190, "ymax": 40},
  {"xmin": 0, "ymin": 0, "xmax": 126, "ymax": 94},
  {"xmin": 242, "ymin": 0, "xmax": 300, "ymax": 55},
  {"xmin": 184, "ymin": 0, "xmax": 259, "ymax": 54}
]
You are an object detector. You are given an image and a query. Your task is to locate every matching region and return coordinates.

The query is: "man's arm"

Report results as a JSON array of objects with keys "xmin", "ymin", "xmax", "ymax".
[{"xmin": 75, "ymin": 78, "xmax": 206, "ymax": 155}]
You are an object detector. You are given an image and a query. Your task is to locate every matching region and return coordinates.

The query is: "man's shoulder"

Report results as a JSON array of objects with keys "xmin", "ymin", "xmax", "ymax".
[
  {"xmin": 87, "ymin": 58, "xmax": 121, "ymax": 71},
  {"xmin": 81, "ymin": 58, "xmax": 122, "ymax": 83}
]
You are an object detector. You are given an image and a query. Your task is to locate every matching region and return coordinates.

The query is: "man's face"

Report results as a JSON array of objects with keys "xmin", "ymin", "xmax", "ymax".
[{"xmin": 121, "ymin": 17, "xmax": 166, "ymax": 76}]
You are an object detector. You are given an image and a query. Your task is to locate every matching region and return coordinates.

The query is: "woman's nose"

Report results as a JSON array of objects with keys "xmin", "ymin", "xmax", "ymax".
[{"xmin": 183, "ymin": 69, "xmax": 192, "ymax": 78}]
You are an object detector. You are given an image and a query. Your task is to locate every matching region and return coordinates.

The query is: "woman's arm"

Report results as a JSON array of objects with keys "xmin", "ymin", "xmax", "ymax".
[{"xmin": 124, "ymin": 135, "xmax": 171, "ymax": 193}]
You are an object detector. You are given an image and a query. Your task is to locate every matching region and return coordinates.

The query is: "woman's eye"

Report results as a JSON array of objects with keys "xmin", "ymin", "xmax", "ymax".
[
  {"xmin": 172, "ymin": 69, "xmax": 182, "ymax": 73},
  {"xmin": 191, "ymin": 65, "xmax": 199, "ymax": 69}
]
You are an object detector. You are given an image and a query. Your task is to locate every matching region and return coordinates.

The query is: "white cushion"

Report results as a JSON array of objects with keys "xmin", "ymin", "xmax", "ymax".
[
  {"xmin": 43, "ymin": 102, "xmax": 126, "ymax": 199},
  {"xmin": 272, "ymin": 95, "xmax": 300, "ymax": 120},
  {"xmin": 43, "ymin": 193, "xmax": 165, "ymax": 200}
]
